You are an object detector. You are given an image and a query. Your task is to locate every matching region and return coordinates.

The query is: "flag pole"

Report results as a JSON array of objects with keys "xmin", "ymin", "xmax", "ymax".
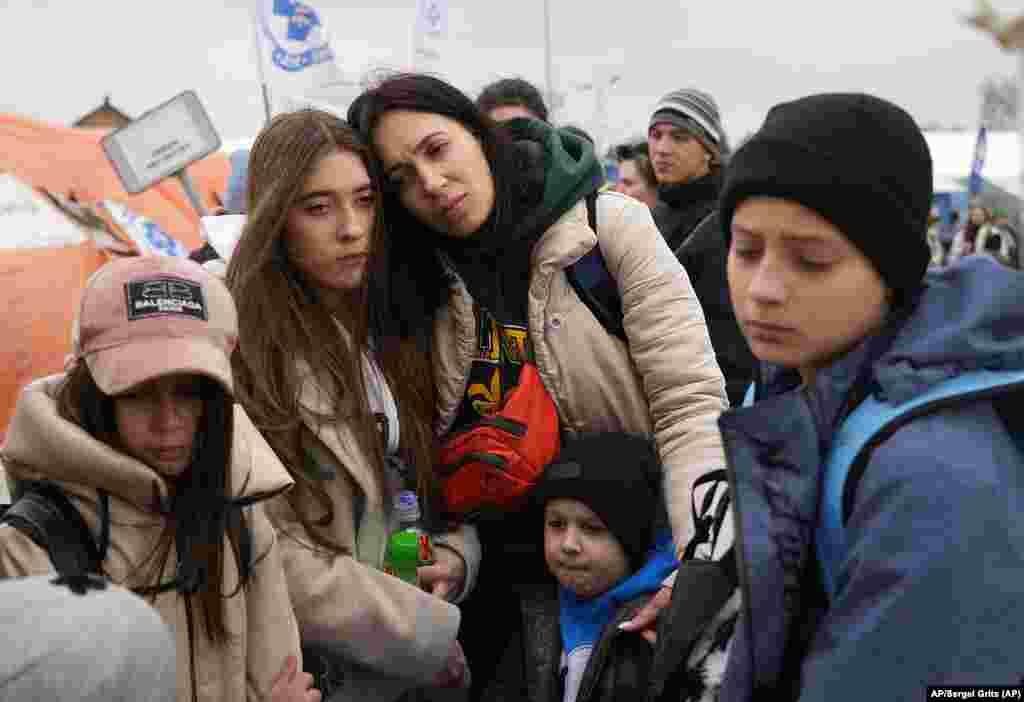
[
  {"xmin": 250, "ymin": 2, "xmax": 273, "ymax": 124},
  {"xmin": 542, "ymin": 0, "xmax": 555, "ymax": 120},
  {"xmin": 1018, "ymin": 49, "xmax": 1024, "ymax": 230}
]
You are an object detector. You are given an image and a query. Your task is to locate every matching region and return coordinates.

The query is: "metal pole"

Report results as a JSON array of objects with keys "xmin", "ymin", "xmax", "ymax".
[
  {"xmin": 260, "ymin": 83, "xmax": 273, "ymax": 125},
  {"xmin": 1019, "ymin": 50, "xmax": 1024, "ymax": 232},
  {"xmin": 176, "ymin": 170, "xmax": 208, "ymax": 217},
  {"xmin": 543, "ymin": 0, "xmax": 555, "ymax": 120},
  {"xmin": 250, "ymin": 3, "xmax": 273, "ymax": 124}
]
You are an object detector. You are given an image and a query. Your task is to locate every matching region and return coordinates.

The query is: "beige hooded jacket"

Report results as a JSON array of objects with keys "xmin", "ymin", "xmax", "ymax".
[
  {"xmin": 433, "ymin": 192, "xmax": 730, "ymax": 551},
  {"xmin": 262, "ymin": 358, "xmax": 473, "ymax": 699},
  {"xmin": 0, "ymin": 375, "xmax": 301, "ymax": 702}
]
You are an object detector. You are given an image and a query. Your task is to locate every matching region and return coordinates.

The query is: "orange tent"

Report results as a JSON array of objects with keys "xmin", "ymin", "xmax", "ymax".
[
  {"xmin": 0, "ymin": 113, "xmax": 230, "ymax": 250},
  {"xmin": 1, "ymin": 240, "xmax": 109, "ymax": 438},
  {"xmin": 0, "ymin": 114, "xmax": 230, "ymax": 440}
]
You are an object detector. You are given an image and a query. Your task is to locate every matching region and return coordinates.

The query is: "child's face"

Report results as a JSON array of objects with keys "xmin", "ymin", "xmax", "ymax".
[
  {"xmin": 113, "ymin": 373, "xmax": 203, "ymax": 477},
  {"xmin": 544, "ymin": 498, "xmax": 630, "ymax": 599}
]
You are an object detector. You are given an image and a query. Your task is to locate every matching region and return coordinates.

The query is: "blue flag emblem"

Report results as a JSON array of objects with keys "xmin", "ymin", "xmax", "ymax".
[{"xmin": 261, "ymin": 0, "xmax": 334, "ymax": 72}]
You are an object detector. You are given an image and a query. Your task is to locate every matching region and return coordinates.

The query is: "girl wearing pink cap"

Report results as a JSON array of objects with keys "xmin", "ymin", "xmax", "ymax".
[{"xmin": 0, "ymin": 256, "xmax": 318, "ymax": 702}]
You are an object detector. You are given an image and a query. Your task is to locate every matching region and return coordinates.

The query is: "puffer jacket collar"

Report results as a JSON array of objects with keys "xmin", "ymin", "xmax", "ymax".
[
  {"xmin": 529, "ymin": 199, "xmax": 596, "ymax": 277},
  {"xmin": 717, "ymin": 336, "xmax": 881, "ymax": 698},
  {"xmin": 2, "ymin": 374, "xmax": 293, "ymax": 512}
]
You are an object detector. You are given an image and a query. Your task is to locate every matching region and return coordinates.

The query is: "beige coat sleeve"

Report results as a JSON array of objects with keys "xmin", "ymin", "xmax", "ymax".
[
  {"xmin": 598, "ymin": 197, "xmax": 730, "ymax": 552},
  {"xmin": 244, "ymin": 504, "xmax": 303, "ymax": 702},
  {"xmin": 268, "ymin": 496, "xmax": 461, "ymax": 684},
  {"xmin": 0, "ymin": 523, "xmax": 54, "ymax": 576}
]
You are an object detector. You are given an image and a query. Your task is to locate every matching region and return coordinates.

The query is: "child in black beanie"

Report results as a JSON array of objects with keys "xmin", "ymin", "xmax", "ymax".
[
  {"xmin": 714, "ymin": 93, "xmax": 1024, "ymax": 702},
  {"xmin": 481, "ymin": 433, "xmax": 679, "ymax": 702}
]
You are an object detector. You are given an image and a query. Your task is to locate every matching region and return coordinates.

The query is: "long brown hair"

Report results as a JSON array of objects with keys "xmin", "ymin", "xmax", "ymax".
[
  {"xmin": 56, "ymin": 363, "xmax": 241, "ymax": 645},
  {"xmin": 226, "ymin": 109, "xmax": 437, "ymax": 552}
]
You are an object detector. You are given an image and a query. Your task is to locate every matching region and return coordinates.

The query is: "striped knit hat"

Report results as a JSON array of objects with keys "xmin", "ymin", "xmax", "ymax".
[{"xmin": 650, "ymin": 88, "xmax": 726, "ymax": 150}]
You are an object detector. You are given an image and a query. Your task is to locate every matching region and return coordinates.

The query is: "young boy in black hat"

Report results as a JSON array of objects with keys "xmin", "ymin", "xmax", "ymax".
[{"xmin": 482, "ymin": 433, "xmax": 679, "ymax": 702}]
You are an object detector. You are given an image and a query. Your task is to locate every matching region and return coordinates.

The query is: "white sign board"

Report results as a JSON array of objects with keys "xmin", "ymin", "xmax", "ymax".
[{"xmin": 101, "ymin": 91, "xmax": 221, "ymax": 194}]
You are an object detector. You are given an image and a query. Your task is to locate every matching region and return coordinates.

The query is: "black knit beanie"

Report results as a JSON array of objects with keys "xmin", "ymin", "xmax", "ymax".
[
  {"xmin": 531, "ymin": 433, "xmax": 660, "ymax": 568},
  {"xmin": 719, "ymin": 93, "xmax": 933, "ymax": 306}
]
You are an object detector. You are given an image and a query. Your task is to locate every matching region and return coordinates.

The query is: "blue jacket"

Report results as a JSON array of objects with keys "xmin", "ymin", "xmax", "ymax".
[{"xmin": 718, "ymin": 256, "xmax": 1024, "ymax": 701}]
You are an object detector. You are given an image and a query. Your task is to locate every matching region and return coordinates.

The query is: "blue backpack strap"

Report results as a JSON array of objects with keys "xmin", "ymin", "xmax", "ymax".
[
  {"xmin": 565, "ymin": 192, "xmax": 626, "ymax": 341},
  {"xmin": 818, "ymin": 368, "xmax": 1024, "ymax": 600},
  {"xmin": 742, "ymin": 382, "xmax": 756, "ymax": 407}
]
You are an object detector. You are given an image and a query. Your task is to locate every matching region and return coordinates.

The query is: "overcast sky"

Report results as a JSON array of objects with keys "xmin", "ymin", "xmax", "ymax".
[{"xmin": 1, "ymin": 0, "xmax": 1021, "ymax": 151}]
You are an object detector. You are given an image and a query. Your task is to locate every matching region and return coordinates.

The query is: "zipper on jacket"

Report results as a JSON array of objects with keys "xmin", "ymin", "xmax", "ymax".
[
  {"xmin": 575, "ymin": 605, "xmax": 636, "ymax": 702},
  {"xmin": 184, "ymin": 595, "xmax": 199, "ymax": 702},
  {"xmin": 720, "ymin": 425, "xmax": 757, "ymax": 697}
]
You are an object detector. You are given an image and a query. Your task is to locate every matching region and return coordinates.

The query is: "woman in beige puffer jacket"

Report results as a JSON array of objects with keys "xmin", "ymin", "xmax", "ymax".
[{"xmin": 350, "ymin": 73, "xmax": 730, "ymax": 695}]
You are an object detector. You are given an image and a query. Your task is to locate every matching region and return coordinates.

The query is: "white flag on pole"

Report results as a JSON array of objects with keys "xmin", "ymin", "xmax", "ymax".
[
  {"xmin": 253, "ymin": 0, "xmax": 342, "ymax": 113},
  {"xmin": 412, "ymin": 0, "xmax": 447, "ymax": 69},
  {"xmin": 415, "ymin": 0, "xmax": 447, "ymax": 37}
]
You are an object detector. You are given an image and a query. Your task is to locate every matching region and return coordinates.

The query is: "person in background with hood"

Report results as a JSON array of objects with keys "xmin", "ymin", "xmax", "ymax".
[
  {"xmin": 0, "ymin": 256, "xmax": 317, "ymax": 702},
  {"xmin": 348, "ymin": 73, "xmax": 729, "ymax": 699},
  {"xmin": 648, "ymin": 89, "xmax": 756, "ymax": 406},
  {"xmin": 717, "ymin": 93, "xmax": 1024, "ymax": 701}
]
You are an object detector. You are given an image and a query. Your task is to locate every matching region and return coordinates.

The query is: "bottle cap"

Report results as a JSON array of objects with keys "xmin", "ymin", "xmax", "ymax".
[{"xmin": 394, "ymin": 490, "xmax": 421, "ymax": 524}]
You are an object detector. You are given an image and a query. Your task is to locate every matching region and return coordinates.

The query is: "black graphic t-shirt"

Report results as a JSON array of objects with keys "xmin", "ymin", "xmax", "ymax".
[{"xmin": 451, "ymin": 305, "xmax": 530, "ymax": 433}]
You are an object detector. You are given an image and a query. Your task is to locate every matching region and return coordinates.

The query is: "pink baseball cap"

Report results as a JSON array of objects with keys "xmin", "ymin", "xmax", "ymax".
[{"xmin": 73, "ymin": 257, "xmax": 237, "ymax": 396}]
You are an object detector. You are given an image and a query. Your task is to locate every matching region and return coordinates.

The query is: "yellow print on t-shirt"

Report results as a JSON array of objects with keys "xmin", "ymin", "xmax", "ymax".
[
  {"xmin": 468, "ymin": 368, "xmax": 502, "ymax": 416},
  {"xmin": 502, "ymin": 326, "xmax": 529, "ymax": 364},
  {"xmin": 473, "ymin": 314, "xmax": 528, "ymax": 366},
  {"xmin": 465, "ymin": 317, "xmax": 529, "ymax": 416}
]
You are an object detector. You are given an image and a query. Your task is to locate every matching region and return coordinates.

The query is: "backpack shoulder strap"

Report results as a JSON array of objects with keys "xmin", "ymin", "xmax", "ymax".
[
  {"xmin": 1, "ymin": 481, "xmax": 105, "ymax": 576},
  {"xmin": 585, "ymin": 188, "xmax": 599, "ymax": 231},
  {"xmin": 566, "ymin": 191, "xmax": 626, "ymax": 341},
  {"xmin": 818, "ymin": 368, "xmax": 1024, "ymax": 600},
  {"xmin": 742, "ymin": 382, "xmax": 756, "ymax": 407},
  {"xmin": 672, "ymin": 207, "xmax": 718, "ymax": 260}
]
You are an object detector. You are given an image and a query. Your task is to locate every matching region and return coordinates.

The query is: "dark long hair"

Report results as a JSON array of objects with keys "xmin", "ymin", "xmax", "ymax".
[
  {"xmin": 348, "ymin": 73, "xmax": 532, "ymax": 341},
  {"xmin": 56, "ymin": 363, "xmax": 241, "ymax": 645},
  {"xmin": 226, "ymin": 109, "xmax": 438, "ymax": 543}
]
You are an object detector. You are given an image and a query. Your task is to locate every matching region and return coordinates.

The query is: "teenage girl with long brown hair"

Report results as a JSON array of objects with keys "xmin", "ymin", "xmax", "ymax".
[{"xmin": 226, "ymin": 109, "xmax": 471, "ymax": 699}]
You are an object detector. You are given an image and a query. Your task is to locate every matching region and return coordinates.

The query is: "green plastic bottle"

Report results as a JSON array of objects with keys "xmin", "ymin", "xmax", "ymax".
[{"xmin": 383, "ymin": 490, "xmax": 433, "ymax": 585}]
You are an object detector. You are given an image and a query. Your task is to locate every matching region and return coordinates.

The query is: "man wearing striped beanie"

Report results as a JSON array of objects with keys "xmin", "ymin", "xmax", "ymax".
[{"xmin": 647, "ymin": 88, "xmax": 755, "ymax": 406}]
